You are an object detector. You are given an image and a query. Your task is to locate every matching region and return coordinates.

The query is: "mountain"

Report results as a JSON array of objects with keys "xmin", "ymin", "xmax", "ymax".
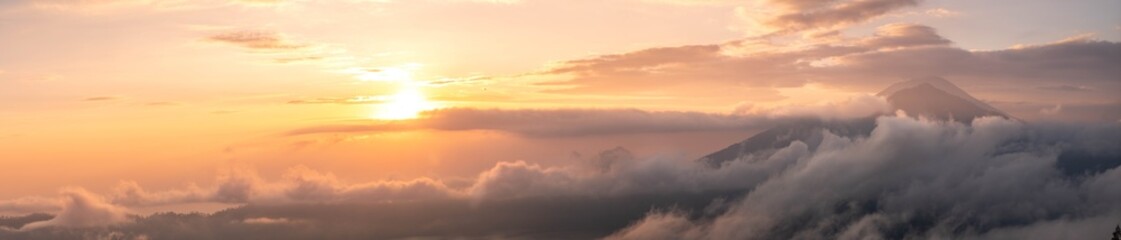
[
  {"xmin": 877, "ymin": 76, "xmax": 1009, "ymax": 121},
  {"xmin": 700, "ymin": 77, "xmax": 1010, "ymax": 167}
]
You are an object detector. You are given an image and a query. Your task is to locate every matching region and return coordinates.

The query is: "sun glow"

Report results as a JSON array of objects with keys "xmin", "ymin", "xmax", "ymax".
[
  {"xmin": 355, "ymin": 64, "xmax": 439, "ymax": 120},
  {"xmin": 374, "ymin": 87, "xmax": 437, "ymax": 120}
]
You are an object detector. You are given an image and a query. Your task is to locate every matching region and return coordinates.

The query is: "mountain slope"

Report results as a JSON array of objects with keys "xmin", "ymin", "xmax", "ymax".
[
  {"xmin": 700, "ymin": 77, "xmax": 1009, "ymax": 166},
  {"xmin": 878, "ymin": 76, "xmax": 1009, "ymax": 121}
]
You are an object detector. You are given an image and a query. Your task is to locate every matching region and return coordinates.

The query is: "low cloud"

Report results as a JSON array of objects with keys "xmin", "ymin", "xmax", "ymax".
[
  {"xmin": 20, "ymin": 189, "xmax": 129, "ymax": 230},
  {"xmin": 287, "ymin": 100, "xmax": 890, "ymax": 138},
  {"xmin": 0, "ymin": 197, "xmax": 61, "ymax": 216},
  {"xmin": 288, "ymin": 108, "xmax": 767, "ymax": 138},
  {"xmin": 2, "ymin": 116, "xmax": 1117, "ymax": 239},
  {"xmin": 105, "ymin": 166, "xmax": 462, "ymax": 206},
  {"xmin": 284, "ymin": 94, "xmax": 893, "ymax": 138},
  {"xmin": 734, "ymin": 94, "xmax": 892, "ymax": 120},
  {"xmin": 609, "ymin": 116, "xmax": 1121, "ymax": 239}
]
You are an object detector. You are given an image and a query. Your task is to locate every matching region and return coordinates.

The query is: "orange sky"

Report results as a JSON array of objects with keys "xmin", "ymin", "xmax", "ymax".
[{"xmin": 2, "ymin": 0, "xmax": 1120, "ymax": 203}]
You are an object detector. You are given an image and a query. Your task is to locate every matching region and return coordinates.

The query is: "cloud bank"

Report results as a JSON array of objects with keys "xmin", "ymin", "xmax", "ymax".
[
  {"xmin": 2, "ymin": 116, "xmax": 1118, "ymax": 239},
  {"xmin": 288, "ymin": 95, "xmax": 891, "ymax": 138},
  {"xmin": 609, "ymin": 116, "xmax": 1121, "ymax": 239}
]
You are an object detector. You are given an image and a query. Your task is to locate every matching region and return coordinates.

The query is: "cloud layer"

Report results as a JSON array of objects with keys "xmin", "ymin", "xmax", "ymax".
[
  {"xmin": 288, "ymin": 95, "xmax": 891, "ymax": 138},
  {"xmin": 609, "ymin": 116, "xmax": 1121, "ymax": 239},
  {"xmin": 2, "ymin": 115, "xmax": 1118, "ymax": 239}
]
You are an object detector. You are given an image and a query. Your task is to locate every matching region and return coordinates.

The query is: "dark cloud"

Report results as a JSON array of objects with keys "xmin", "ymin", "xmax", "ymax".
[
  {"xmin": 768, "ymin": 0, "xmax": 921, "ymax": 32},
  {"xmin": 207, "ymin": 30, "xmax": 306, "ymax": 50},
  {"xmin": 1037, "ymin": 85, "xmax": 1091, "ymax": 92},
  {"xmin": 0, "ymin": 194, "xmax": 737, "ymax": 240},
  {"xmin": 609, "ymin": 117, "xmax": 1121, "ymax": 239},
  {"xmin": 0, "ymin": 213, "xmax": 51, "ymax": 230},
  {"xmin": 537, "ymin": 23, "xmax": 1121, "ymax": 120},
  {"xmin": 549, "ymin": 24, "xmax": 1118, "ymax": 91},
  {"xmin": 832, "ymin": 39, "xmax": 1121, "ymax": 84}
]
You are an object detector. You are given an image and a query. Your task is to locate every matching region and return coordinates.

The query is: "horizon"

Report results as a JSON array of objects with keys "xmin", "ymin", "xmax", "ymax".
[{"xmin": 2, "ymin": 0, "xmax": 1120, "ymax": 239}]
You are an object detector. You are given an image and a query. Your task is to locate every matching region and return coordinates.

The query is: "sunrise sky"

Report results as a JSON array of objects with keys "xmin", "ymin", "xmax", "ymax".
[{"xmin": 1, "ymin": 0, "xmax": 1120, "ymax": 239}]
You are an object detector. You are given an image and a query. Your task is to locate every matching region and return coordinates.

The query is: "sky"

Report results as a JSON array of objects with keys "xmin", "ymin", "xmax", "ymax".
[{"xmin": 1, "ymin": 0, "xmax": 1120, "ymax": 239}]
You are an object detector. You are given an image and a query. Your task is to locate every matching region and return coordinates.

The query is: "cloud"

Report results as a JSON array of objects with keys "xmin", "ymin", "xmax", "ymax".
[
  {"xmin": 1040, "ymin": 104, "xmax": 1062, "ymax": 115},
  {"xmin": 109, "ymin": 181, "xmax": 210, "ymax": 206},
  {"xmin": 4, "ymin": 116, "xmax": 1120, "ymax": 238},
  {"xmin": 286, "ymin": 96, "xmax": 384, "ymax": 105},
  {"xmin": 836, "ymin": 38, "xmax": 1121, "ymax": 81},
  {"xmin": 923, "ymin": 7, "xmax": 961, "ymax": 17},
  {"xmin": 287, "ymin": 104, "xmax": 888, "ymax": 138},
  {"xmin": 207, "ymin": 30, "xmax": 307, "ymax": 51},
  {"xmin": 639, "ymin": 0, "xmax": 741, "ymax": 6},
  {"xmin": 609, "ymin": 116, "xmax": 1121, "ymax": 239},
  {"xmin": 604, "ymin": 211, "xmax": 702, "ymax": 240},
  {"xmin": 859, "ymin": 23, "xmax": 951, "ymax": 49},
  {"xmin": 2, "ymin": 116, "xmax": 1120, "ymax": 238},
  {"xmin": 82, "ymin": 96, "xmax": 118, "ymax": 101},
  {"xmin": 286, "ymin": 95, "xmax": 893, "ymax": 138},
  {"xmin": 1037, "ymin": 85, "xmax": 1092, "ymax": 92},
  {"xmin": 534, "ymin": 24, "xmax": 1121, "ymax": 120},
  {"xmin": 762, "ymin": 0, "xmax": 922, "ymax": 33},
  {"xmin": 272, "ymin": 56, "xmax": 324, "ymax": 63},
  {"xmin": 734, "ymin": 94, "xmax": 891, "ymax": 120},
  {"xmin": 287, "ymin": 108, "xmax": 772, "ymax": 137},
  {"xmin": 241, "ymin": 217, "xmax": 297, "ymax": 224},
  {"xmin": 20, "ymin": 188, "xmax": 130, "ymax": 230},
  {"xmin": 98, "ymin": 165, "xmax": 463, "ymax": 207},
  {"xmin": 539, "ymin": 23, "xmax": 958, "ymax": 94},
  {"xmin": 0, "ymin": 197, "xmax": 61, "ymax": 216},
  {"xmin": 18, "ymin": 0, "xmax": 185, "ymax": 13}
]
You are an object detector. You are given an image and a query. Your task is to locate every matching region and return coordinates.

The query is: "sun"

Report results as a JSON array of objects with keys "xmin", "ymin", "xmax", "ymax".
[
  {"xmin": 373, "ymin": 86, "xmax": 437, "ymax": 120},
  {"xmin": 358, "ymin": 64, "xmax": 439, "ymax": 120}
]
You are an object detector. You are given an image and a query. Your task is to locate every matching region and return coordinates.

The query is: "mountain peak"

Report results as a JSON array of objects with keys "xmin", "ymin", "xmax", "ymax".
[
  {"xmin": 878, "ymin": 76, "xmax": 1010, "ymax": 121},
  {"xmin": 878, "ymin": 76, "xmax": 969, "ymax": 99},
  {"xmin": 701, "ymin": 77, "xmax": 1014, "ymax": 166}
]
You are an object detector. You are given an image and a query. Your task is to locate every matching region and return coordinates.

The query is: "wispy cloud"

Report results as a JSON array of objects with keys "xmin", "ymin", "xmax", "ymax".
[
  {"xmin": 207, "ymin": 30, "xmax": 307, "ymax": 51},
  {"xmin": 83, "ymin": 96, "xmax": 119, "ymax": 101},
  {"xmin": 1037, "ymin": 85, "xmax": 1091, "ymax": 92},
  {"xmin": 286, "ymin": 96, "xmax": 385, "ymax": 105}
]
